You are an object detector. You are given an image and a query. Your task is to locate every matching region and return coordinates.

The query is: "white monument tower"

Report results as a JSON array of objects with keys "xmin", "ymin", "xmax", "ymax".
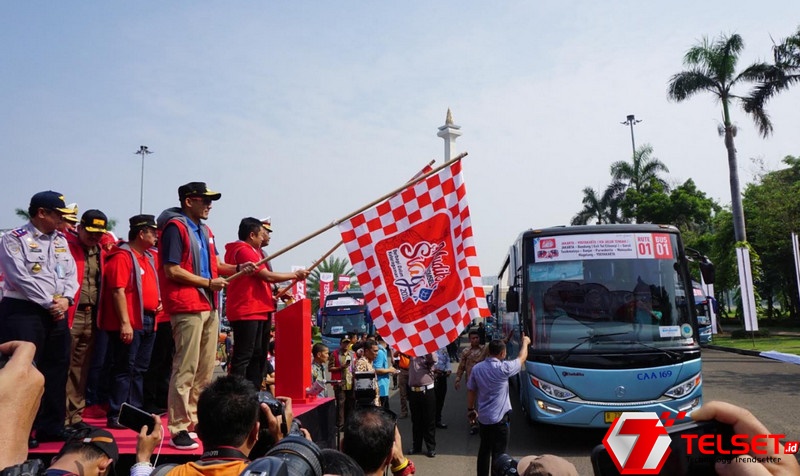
[{"xmin": 437, "ymin": 108, "xmax": 462, "ymax": 161}]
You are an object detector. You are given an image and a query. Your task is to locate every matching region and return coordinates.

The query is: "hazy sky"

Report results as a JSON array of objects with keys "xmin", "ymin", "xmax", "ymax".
[{"xmin": 2, "ymin": 2, "xmax": 798, "ymax": 277}]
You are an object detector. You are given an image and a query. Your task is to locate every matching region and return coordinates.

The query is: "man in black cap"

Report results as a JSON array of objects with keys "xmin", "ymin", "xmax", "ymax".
[
  {"xmin": 99, "ymin": 215, "xmax": 161, "ymax": 429},
  {"xmin": 46, "ymin": 427, "xmax": 119, "ymax": 476},
  {"xmin": 65, "ymin": 209, "xmax": 109, "ymax": 430},
  {"xmin": 0, "ymin": 191, "xmax": 79, "ymax": 447},
  {"xmin": 156, "ymin": 182, "xmax": 255, "ymax": 450}
]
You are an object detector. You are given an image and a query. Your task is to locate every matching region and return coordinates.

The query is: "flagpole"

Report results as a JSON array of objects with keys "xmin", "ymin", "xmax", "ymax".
[
  {"xmin": 225, "ymin": 156, "xmax": 461, "ymax": 281},
  {"xmin": 274, "ymin": 240, "xmax": 344, "ymax": 299}
]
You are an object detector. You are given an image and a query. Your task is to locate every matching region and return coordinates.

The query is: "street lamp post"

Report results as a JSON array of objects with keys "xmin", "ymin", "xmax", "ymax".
[
  {"xmin": 135, "ymin": 146, "xmax": 153, "ymax": 214},
  {"xmin": 620, "ymin": 114, "xmax": 642, "ymax": 158}
]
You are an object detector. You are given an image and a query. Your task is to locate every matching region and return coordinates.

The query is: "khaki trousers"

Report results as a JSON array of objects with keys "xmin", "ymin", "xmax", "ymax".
[
  {"xmin": 65, "ymin": 309, "xmax": 95, "ymax": 424},
  {"xmin": 167, "ymin": 310, "xmax": 218, "ymax": 435}
]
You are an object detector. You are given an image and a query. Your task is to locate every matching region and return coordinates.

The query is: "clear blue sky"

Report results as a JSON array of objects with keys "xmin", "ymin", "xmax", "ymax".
[{"xmin": 2, "ymin": 2, "xmax": 798, "ymax": 275}]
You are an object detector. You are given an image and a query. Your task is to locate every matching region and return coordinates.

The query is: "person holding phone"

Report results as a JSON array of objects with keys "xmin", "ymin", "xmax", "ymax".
[{"xmin": 130, "ymin": 375, "xmax": 295, "ymax": 476}]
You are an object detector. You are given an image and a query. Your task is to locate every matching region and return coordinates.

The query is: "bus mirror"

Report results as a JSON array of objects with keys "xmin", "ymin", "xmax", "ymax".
[
  {"xmin": 506, "ymin": 289, "xmax": 519, "ymax": 313},
  {"xmin": 700, "ymin": 262, "xmax": 715, "ymax": 285}
]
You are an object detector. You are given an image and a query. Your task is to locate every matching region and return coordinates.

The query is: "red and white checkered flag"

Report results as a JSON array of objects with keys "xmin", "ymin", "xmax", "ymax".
[{"xmin": 338, "ymin": 161, "xmax": 489, "ymax": 357}]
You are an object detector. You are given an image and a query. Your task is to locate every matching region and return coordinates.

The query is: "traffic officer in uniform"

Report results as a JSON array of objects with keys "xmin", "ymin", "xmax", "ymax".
[{"xmin": 0, "ymin": 191, "xmax": 79, "ymax": 448}]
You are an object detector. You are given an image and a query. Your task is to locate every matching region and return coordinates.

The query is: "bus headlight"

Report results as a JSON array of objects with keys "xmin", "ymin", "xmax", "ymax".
[
  {"xmin": 664, "ymin": 373, "xmax": 701, "ymax": 398},
  {"xmin": 530, "ymin": 375, "xmax": 575, "ymax": 400}
]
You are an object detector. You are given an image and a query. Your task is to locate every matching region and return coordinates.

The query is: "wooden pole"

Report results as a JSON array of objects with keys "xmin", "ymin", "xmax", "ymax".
[
  {"xmin": 225, "ymin": 154, "xmax": 464, "ymax": 282},
  {"xmin": 275, "ymin": 240, "xmax": 343, "ymax": 299}
]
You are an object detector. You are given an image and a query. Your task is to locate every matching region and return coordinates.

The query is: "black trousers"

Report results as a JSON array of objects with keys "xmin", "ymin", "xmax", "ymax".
[
  {"xmin": 230, "ymin": 320, "xmax": 268, "ymax": 389},
  {"xmin": 408, "ymin": 386, "xmax": 436, "ymax": 452},
  {"xmin": 143, "ymin": 321, "xmax": 173, "ymax": 411},
  {"xmin": 434, "ymin": 374, "xmax": 448, "ymax": 423},
  {"xmin": 477, "ymin": 413, "xmax": 510, "ymax": 476},
  {"xmin": 0, "ymin": 298, "xmax": 70, "ymax": 436}
]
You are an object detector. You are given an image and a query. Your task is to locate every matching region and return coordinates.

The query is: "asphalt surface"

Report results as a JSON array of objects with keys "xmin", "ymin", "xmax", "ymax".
[{"xmin": 393, "ymin": 346, "xmax": 800, "ymax": 475}]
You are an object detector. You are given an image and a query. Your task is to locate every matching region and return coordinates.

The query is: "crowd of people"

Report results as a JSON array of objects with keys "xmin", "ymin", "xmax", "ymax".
[
  {"xmin": 0, "ymin": 185, "xmax": 308, "ymax": 451},
  {"xmin": 1, "ymin": 187, "xmax": 798, "ymax": 476}
]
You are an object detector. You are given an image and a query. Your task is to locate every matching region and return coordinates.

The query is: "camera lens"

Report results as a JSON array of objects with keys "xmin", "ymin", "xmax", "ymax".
[
  {"xmin": 265, "ymin": 436, "xmax": 323, "ymax": 476},
  {"xmin": 492, "ymin": 453, "xmax": 519, "ymax": 476}
]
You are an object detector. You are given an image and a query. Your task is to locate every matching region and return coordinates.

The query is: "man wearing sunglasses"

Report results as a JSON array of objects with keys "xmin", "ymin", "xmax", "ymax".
[{"xmin": 157, "ymin": 182, "xmax": 255, "ymax": 450}]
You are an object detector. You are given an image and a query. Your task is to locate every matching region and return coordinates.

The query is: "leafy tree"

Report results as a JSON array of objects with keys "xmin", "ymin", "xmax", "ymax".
[
  {"xmin": 634, "ymin": 179, "xmax": 719, "ymax": 231},
  {"xmin": 668, "ymin": 33, "xmax": 772, "ymax": 243},
  {"xmin": 742, "ymin": 155, "xmax": 800, "ymax": 318},
  {"xmin": 744, "ymin": 26, "xmax": 800, "ymax": 130},
  {"xmin": 306, "ymin": 256, "xmax": 358, "ymax": 315}
]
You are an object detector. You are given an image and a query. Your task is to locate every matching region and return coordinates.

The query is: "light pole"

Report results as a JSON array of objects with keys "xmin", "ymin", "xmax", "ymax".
[
  {"xmin": 135, "ymin": 146, "xmax": 153, "ymax": 213},
  {"xmin": 620, "ymin": 114, "xmax": 642, "ymax": 158}
]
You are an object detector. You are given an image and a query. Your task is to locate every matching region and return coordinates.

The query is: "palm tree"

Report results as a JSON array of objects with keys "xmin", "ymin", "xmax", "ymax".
[
  {"xmin": 571, "ymin": 182, "xmax": 626, "ymax": 225},
  {"xmin": 610, "ymin": 144, "xmax": 670, "ymax": 194},
  {"xmin": 15, "ymin": 208, "xmax": 30, "ymax": 221},
  {"xmin": 610, "ymin": 144, "xmax": 670, "ymax": 223},
  {"xmin": 667, "ymin": 33, "xmax": 772, "ymax": 243},
  {"xmin": 744, "ymin": 26, "xmax": 800, "ymax": 133},
  {"xmin": 306, "ymin": 256, "xmax": 357, "ymax": 315}
]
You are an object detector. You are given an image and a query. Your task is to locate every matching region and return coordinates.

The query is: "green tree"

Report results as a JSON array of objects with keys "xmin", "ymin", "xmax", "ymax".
[
  {"xmin": 570, "ymin": 182, "xmax": 626, "ymax": 225},
  {"xmin": 611, "ymin": 144, "xmax": 669, "ymax": 223},
  {"xmin": 306, "ymin": 256, "xmax": 358, "ymax": 316},
  {"xmin": 632, "ymin": 179, "xmax": 720, "ymax": 232},
  {"xmin": 15, "ymin": 208, "xmax": 30, "ymax": 220},
  {"xmin": 744, "ymin": 26, "xmax": 800, "ymax": 130},
  {"xmin": 668, "ymin": 33, "xmax": 772, "ymax": 243},
  {"xmin": 742, "ymin": 155, "xmax": 800, "ymax": 318}
]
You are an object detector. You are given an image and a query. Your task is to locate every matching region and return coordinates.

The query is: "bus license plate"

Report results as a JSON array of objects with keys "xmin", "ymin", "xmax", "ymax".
[{"xmin": 604, "ymin": 411, "xmax": 624, "ymax": 423}]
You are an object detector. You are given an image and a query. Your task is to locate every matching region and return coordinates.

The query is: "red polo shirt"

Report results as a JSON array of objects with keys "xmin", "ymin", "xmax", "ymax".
[
  {"xmin": 223, "ymin": 241, "xmax": 273, "ymax": 320},
  {"xmin": 100, "ymin": 247, "xmax": 159, "ymax": 330}
]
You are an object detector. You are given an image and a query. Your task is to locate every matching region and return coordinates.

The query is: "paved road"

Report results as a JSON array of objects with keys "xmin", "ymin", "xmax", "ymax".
[{"xmin": 392, "ymin": 348, "xmax": 800, "ymax": 475}]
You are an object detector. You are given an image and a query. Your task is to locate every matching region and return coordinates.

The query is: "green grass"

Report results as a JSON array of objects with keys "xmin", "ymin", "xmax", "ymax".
[{"xmin": 711, "ymin": 334, "xmax": 800, "ymax": 355}]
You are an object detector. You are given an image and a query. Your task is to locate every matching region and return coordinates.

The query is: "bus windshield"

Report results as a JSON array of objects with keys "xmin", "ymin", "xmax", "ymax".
[
  {"xmin": 525, "ymin": 232, "xmax": 694, "ymax": 353},
  {"xmin": 321, "ymin": 292, "xmax": 369, "ymax": 336}
]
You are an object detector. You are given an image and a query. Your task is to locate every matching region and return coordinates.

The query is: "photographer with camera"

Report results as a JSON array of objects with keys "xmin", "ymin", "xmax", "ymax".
[
  {"xmin": 354, "ymin": 340, "xmax": 381, "ymax": 407},
  {"xmin": 132, "ymin": 375, "xmax": 300, "ymax": 476},
  {"xmin": 467, "ymin": 335, "xmax": 530, "ymax": 476}
]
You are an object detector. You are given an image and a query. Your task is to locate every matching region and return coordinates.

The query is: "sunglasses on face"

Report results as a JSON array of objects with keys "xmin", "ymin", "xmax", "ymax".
[{"xmin": 190, "ymin": 197, "xmax": 213, "ymax": 206}]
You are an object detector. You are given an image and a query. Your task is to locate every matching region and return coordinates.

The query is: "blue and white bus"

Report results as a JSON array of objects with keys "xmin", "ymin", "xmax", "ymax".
[
  {"xmin": 493, "ymin": 224, "xmax": 712, "ymax": 428},
  {"xmin": 319, "ymin": 291, "xmax": 374, "ymax": 349}
]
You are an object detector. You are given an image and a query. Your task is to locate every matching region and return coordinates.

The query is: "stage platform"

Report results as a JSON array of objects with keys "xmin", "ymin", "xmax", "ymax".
[{"xmin": 28, "ymin": 398, "xmax": 336, "ymax": 471}]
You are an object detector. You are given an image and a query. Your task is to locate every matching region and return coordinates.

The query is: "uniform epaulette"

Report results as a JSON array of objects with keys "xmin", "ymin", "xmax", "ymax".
[{"xmin": 11, "ymin": 228, "xmax": 28, "ymax": 238}]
